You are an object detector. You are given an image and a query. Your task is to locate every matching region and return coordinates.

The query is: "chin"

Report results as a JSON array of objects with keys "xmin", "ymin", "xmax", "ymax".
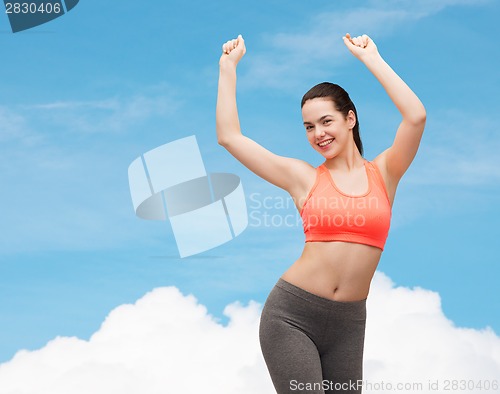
[{"xmin": 316, "ymin": 148, "xmax": 337, "ymax": 159}]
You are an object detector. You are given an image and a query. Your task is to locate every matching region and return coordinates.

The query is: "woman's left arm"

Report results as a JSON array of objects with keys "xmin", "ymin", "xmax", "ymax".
[{"xmin": 343, "ymin": 33, "xmax": 426, "ymax": 182}]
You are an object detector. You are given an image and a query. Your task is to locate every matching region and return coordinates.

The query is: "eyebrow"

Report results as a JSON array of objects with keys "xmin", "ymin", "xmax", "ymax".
[{"xmin": 303, "ymin": 115, "xmax": 334, "ymax": 125}]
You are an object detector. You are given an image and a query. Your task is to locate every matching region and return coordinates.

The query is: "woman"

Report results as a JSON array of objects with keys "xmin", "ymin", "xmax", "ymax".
[{"xmin": 216, "ymin": 33, "xmax": 426, "ymax": 393}]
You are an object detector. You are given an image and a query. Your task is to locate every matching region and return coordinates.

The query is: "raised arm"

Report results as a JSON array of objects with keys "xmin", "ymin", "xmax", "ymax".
[
  {"xmin": 343, "ymin": 33, "xmax": 426, "ymax": 182},
  {"xmin": 216, "ymin": 35, "xmax": 312, "ymax": 196}
]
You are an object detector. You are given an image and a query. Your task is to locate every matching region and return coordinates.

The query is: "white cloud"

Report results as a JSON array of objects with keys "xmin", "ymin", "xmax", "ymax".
[
  {"xmin": 364, "ymin": 273, "xmax": 500, "ymax": 391},
  {"xmin": 0, "ymin": 272, "xmax": 498, "ymax": 394},
  {"xmin": 0, "ymin": 286, "xmax": 272, "ymax": 394}
]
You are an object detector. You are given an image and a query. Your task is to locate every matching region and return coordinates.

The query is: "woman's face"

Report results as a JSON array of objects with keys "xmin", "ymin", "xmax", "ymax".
[{"xmin": 301, "ymin": 98, "xmax": 355, "ymax": 159}]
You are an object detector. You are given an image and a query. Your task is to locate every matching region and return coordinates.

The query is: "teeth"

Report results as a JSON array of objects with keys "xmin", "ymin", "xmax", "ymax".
[{"xmin": 318, "ymin": 138, "xmax": 334, "ymax": 147}]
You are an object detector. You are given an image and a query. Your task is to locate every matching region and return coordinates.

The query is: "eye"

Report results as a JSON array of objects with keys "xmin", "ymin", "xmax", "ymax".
[
  {"xmin": 323, "ymin": 119, "xmax": 332, "ymax": 125},
  {"xmin": 305, "ymin": 125, "xmax": 314, "ymax": 131}
]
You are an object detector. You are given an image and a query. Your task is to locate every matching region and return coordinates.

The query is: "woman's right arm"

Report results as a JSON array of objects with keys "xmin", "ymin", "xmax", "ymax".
[{"xmin": 216, "ymin": 35, "xmax": 312, "ymax": 195}]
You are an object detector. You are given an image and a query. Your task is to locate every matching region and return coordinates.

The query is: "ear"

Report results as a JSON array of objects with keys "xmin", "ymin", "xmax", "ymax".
[{"xmin": 347, "ymin": 109, "xmax": 357, "ymax": 130}]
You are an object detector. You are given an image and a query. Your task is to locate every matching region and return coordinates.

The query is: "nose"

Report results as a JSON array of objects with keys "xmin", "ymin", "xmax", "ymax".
[{"xmin": 314, "ymin": 126, "xmax": 326, "ymax": 139}]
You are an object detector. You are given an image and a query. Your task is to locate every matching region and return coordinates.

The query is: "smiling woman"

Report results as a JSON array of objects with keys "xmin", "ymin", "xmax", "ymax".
[
  {"xmin": 302, "ymin": 83, "xmax": 363, "ymax": 157},
  {"xmin": 216, "ymin": 32, "xmax": 426, "ymax": 394}
]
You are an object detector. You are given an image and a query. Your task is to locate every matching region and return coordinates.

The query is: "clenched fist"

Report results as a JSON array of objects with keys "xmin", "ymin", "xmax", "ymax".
[
  {"xmin": 342, "ymin": 33, "xmax": 379, "ymax": 60},
  {"xmin": 219, "ymin": 34, "xmax": 246, "ymax": 67}
]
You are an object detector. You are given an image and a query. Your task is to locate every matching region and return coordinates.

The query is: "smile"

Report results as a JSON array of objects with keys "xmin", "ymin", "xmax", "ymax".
[{"xmin": 318, "ymin": 138, "xmax": 335, "ymax": 147}]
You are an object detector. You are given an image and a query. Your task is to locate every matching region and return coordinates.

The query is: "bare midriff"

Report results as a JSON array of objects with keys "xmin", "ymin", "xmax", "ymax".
[{"xmin": 280, "ymin": 240, "xmax": 382, "ymax": 302}]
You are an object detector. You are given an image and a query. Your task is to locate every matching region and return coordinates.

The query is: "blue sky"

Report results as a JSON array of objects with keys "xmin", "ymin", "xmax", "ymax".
[{"xmin": 0, "ymin": 0, "xmax": 499, "ymax": 365}]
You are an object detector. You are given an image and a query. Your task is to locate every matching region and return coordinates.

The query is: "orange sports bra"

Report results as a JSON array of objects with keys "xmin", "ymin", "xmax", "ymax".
[{"xmin": 300, "ymin": 159, "xmax": 392, "ymax": 251}]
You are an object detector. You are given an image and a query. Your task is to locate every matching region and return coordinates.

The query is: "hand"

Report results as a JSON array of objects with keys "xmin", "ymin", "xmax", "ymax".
[
  {"xmin": 342, "ymin": 33, "xmax": 379, "ymax": 61},
  {"xmin": 219, "ymin": 34, "xmax": 246, "ymax": 67}
]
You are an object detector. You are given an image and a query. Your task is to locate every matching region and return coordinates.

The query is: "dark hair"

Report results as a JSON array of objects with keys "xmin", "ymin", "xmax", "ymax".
[{"xmin": 301, "ymin": 82, "xmax": 363, "ymax": 157}]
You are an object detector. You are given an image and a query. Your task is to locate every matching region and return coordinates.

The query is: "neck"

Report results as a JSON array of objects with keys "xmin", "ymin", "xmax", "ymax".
[{"xmin": 324, "ymin": 143, "xmax": 364, "ymax": 171}]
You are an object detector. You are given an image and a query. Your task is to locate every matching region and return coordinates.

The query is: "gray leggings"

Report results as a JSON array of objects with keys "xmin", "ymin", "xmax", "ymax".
[{"xmin": 259, "ymin": 278, "xmax": 367, "ymax": 394}]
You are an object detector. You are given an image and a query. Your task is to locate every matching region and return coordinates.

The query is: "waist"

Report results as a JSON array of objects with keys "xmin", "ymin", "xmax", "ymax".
[{"xmin": 281, "ymin": 241, "xmax": 381, "ymax": 302}]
